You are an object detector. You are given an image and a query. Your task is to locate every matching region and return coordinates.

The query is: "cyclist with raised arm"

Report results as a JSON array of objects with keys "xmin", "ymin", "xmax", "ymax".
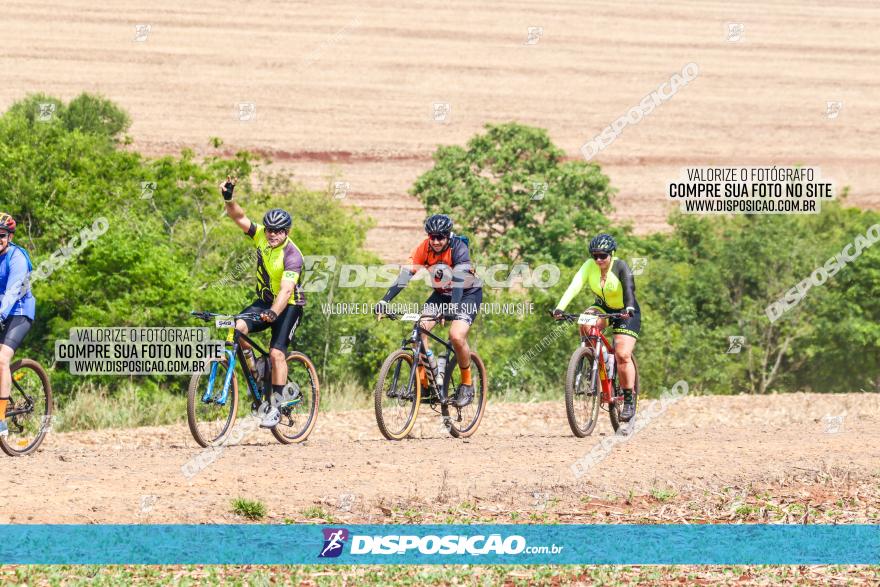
[
  {"xmin": 0, "ymin": 213, "xmax": 36, "ymax": 438},
  {"xmin": 220, "ymin": 177, "xmax": 306, "ymax": 428},
  {"xmin": 376, "ymin": 214, "xmax": 482, "ymax": 408},
  {"xmin": 553, "ymin": 233, "xmax": 641, "ymax": 421}
]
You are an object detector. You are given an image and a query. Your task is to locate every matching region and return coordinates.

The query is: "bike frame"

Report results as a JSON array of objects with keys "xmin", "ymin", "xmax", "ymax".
[
  {"xmin": 203, "ymin": 328, "xmax": 271, "ymax": 407},
  {"xmin": 5, "ymin": 371, "xmax": 34, "ymax": 419},
  {"xmin": 398, "ymin": 316, "xmax": 456, "ymax": 404},
  {"xmin": 580, "ymin": 323, "xmax": 617, "ymax": 404}
]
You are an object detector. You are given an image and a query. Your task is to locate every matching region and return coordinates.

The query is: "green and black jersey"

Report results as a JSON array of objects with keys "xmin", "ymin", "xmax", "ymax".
[{"xmin": 246, "ymin": 223, "xmax": 306, "ymax": 306}]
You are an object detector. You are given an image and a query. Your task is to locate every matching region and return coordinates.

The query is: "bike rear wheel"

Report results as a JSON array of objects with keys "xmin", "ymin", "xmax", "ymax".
[
  {"xmin": 271, "ymin": 352, "xmax": 320, "ymax": 444},
  {"xmin": 564, "ymin": 346, "xmax": 601, "ymax": 437},
  {"xmin": 441, "ymin": 351, "xmax": 487, "ymax": 438},
  {"xmin": 0, "ymin": 359, "xmax": 53, "ymax": 457},
  {"xmin": 187, "ymin": 358, "xmax": 239, "ymax": 448},
  {"xmin": 609, "ymin": 354, "xmax": 639, "ymax": 434},
  {"xmin": 374, "ymin": 349, "xmax": 421, "ymax": 440}
]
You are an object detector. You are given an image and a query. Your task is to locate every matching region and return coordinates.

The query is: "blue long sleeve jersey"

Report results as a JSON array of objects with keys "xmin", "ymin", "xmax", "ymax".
[{"xmin": 0, "ymin": 244, "xmax": 36, "ymax": 320}]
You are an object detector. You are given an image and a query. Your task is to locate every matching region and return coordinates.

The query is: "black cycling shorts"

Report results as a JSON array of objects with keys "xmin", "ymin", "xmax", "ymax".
[
  {"xmin": 424, "ymin": 289, "xmax": 483, "ymax": 325},
  {"xmin": 587, "ymin": 299, "xmax": 641, "ymax": 339},
  {"xmin": 0, "ymin": 316, "xmax": 33, "ymax": 351},
  {"xmin": 239, "ymin": 301, "xmax": 303, "ymax": 352}
]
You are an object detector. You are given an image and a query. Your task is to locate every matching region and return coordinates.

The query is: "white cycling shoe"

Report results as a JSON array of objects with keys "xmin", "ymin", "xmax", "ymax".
[{"xmin": 258, "ymin": 384, "xmax": 302, "ymax": 428}]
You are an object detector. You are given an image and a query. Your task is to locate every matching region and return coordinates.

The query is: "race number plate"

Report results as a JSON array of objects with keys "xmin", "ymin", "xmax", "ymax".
[
  {"xmin": 401, "ymin": 313, "xmax": 421, "ymax": 322},
  {"xmin": 578, "ymin": 314, "xmax": 598, "ymax": 326},
  {"xmin": 215, "ymin": 318, "xmax": 235, "ymax": 328}
]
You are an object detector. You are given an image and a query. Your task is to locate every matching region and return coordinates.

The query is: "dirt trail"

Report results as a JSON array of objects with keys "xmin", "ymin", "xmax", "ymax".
[
  {"xmin": 3, "ymin": 393, "xmax": 877, "ymax": 523},
  {"xmin": 2, "ymin": 1, "xmax": 879, "ymax": 259}
]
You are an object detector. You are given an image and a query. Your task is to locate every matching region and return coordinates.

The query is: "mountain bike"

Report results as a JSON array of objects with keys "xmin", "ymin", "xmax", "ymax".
[
  {"xmin": 0, "ymin": 323, "xmax": 53, "ymax": 456},
  {"xmin": 374, "ymin": 311, "xmax": 487, "ymax": 440},
  {"xmin": 187, "ymin": 311, "xmax": 319, "ymax": 447},
  {"xmin": 555, "ymin": 311, "xmax": 639, "ymax": 437}
]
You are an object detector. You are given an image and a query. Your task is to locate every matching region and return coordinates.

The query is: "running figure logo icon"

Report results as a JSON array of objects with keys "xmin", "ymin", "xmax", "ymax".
[{"xmin": 319, "ymin": 528, "xmax": 350, "ymax": 558}]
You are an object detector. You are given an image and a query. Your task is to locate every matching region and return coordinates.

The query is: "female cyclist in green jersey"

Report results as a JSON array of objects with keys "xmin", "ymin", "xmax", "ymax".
[{"xmin": 552, "ymin": 233, "xmax": 641, "ymax": 422}]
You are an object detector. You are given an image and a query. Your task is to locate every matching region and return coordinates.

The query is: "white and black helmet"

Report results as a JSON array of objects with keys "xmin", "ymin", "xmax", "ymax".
[
  {"xmin": 589, "ymin": 233, "xmax": 617, "ymax": 254},
  {"xmin": 424, "ymin": 214, "xmax": 453, "ymax": 236},
  {"xmin": 263, "ymin": 208, "xmax": 292, "ymax": 231}
]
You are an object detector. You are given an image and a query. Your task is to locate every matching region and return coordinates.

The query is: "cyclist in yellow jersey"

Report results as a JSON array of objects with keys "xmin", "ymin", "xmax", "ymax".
[
  {"xmin": 552, "ymin": 233, "xmax": 641, "ymax": 422},
  {"xmin": 220, "ymin": 177, "xmax": 306, "ymax": 428}
]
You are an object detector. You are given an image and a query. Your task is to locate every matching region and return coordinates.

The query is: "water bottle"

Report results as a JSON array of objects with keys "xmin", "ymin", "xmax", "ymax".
[
  {"xmin": 436, "ymin": 357, "xmax": 447, "ymax": 384},
  {"xmin": 243, "ymin": 348, "xmax": 257, "ymax": 374},
  {"xmin": 605, "ymin": 352, "xmax": 615, "ymax": 379},
  {"xmin": 425, "ymin": 349, "xmax": 439, "ymax": 382},
  {"xmin": 254, "ymin": 356, "xmax": 268, "ymax": 383}
]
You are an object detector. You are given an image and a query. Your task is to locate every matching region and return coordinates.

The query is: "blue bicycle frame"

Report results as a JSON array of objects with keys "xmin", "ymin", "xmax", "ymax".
[{"xmin": 202, "ymin": 329, "xmax": 270, "ymax": 407}]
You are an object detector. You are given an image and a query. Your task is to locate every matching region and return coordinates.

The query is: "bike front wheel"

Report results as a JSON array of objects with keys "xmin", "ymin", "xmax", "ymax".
[
  {"xmin": 0, "ymin": 359, "xmax": 53, "ymax": 457},
  {"xmin": 564, "ymin": 346, "xmax": 601, "ymax": 437},
  {"xmin": 187, "ymin": 358, "xmax": 239, "ymax": 448},
  {"xmin": 441, "ymin": 351, "xmax": 487, "ymax": 438},
  {"xmin": 374, "ymin": 349, "xmax": 421, "ymax": 440},
  {"xmin": 272, "ymin": 351, "xmax": 320, "ymax": 444}
]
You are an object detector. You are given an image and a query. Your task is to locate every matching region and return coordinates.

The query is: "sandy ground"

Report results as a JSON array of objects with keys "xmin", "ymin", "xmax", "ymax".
[
  {"xmin": 2, "ymin": 393, "xmax": 877, "ymax": 523},
  {"xmin": 2, "ymin": 1, "xmax": 879, "ymax": 260}
]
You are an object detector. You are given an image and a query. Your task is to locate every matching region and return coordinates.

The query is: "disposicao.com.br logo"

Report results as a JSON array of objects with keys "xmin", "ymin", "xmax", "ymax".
[{"xmin": 318, "ymin": 528, "xmax": 563, "ymax": 558}]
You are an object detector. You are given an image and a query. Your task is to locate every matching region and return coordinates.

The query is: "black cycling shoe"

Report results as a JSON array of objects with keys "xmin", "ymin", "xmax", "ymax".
[
  {"xmin": 620, "ymin": 389, "xmax": 635, "ymax": 422},
  {"xmin": 453, "ymin": 384, "xmax": 474, "ymax": 408}
]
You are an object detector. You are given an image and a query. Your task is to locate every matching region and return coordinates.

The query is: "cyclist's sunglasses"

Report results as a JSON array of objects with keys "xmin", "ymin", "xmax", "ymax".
[
  {"xmin": 592, "ymin": 252, "xmax": 610, "ymax": 260},
  {"xmin": 428, "ymin": 233, "xmax": 449, "ymax": 242},
  {"xmin": 0, "ymin": 232, "xmax": 10, "ymax": 240},
  {"xmin": 266, "ymin": 227, "xmax": 288, "ymax": 235}
]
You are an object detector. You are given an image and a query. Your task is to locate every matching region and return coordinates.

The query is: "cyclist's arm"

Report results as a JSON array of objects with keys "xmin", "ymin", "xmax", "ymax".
[
  {"xmin": 0, "ymin": 250, "xmax": 28, "ymax": 321},
  {"xmin": 381, "ymin": 268, "xmax": 414, "ymax": 303},
  {"xmin": 269, "ymin": 246, "xmax": 303, "ymax": 314},
  {"xmin": 555, "ymin": 260, "xmax": 590, "ymax": 311},
  {"xmin": 269, "ymin": 280, "xmax": 295, "ymax": 316},
  {"xmin": 450, "ymin": 238, "xmax": 476, "ymax": 309},
  {"xmin": 224, "ymin": 200, "xmax": 252, "ymax": 233},
  {"xmin": 612, "ymin": 259, "xmax": 636, "ymax": 310},
  {"xmin": 381, "ymin": 242, "xmax": 426, "ymax": 303}
]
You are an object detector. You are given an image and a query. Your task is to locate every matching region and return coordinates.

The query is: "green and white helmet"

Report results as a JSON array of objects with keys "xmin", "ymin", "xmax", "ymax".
[{"xmin": 589, "ymin": 233, "xmax": 617, "ymax": 254}]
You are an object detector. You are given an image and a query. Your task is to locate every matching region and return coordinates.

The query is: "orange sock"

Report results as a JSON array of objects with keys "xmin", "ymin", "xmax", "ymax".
[
  {"xmin": 460, "ymin": 366, "xmax": 472, "ymax": 386},
  {"xmin": 0, "ymin": 398, "xmax": 7, "ymax": 421},
  {"xmin": 417, "ymin": 366, "xmax": 428, "ymax": 388}
]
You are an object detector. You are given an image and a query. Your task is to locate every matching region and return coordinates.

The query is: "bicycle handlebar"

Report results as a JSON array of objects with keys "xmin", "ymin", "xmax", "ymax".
[
  {"xmin": 190, "ymin": 310, "xmax": 263, "ymax": 322},
  {"xmin": 380, "ymin": 310, "xmax": 455, "ymax": 323},
  {"xmin": 549, "ymin": 309, "xmax": 630, "ymax": 323}
]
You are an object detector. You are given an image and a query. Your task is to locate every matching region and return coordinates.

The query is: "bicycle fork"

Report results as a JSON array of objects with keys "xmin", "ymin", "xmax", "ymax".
[{"xmin": 202, "ymin": 348, "xmax": 236, "ymax": 406}]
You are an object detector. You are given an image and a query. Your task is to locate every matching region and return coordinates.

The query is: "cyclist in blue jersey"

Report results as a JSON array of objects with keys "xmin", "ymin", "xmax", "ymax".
[{"xmin": 0, "ymin": 213, "xmax": 36, "ymax": 438}]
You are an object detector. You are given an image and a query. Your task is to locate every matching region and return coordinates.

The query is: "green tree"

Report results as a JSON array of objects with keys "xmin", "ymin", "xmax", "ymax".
[{"xmin": 411, "ymin": 122, "xmax": 616, "ymax": 267}]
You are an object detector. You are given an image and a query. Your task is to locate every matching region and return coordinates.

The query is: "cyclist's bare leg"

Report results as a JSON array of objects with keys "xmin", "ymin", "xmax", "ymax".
[
  {"xmin": 234, "ymin": 320, "xmax": 254, "ymax": 351},
  {"xmin": 269, "ymin": 348, "xmax": 287, "ymax": 386},
  {"xmin": 448, "ymin": 320, "xmax": 471, "ymax": 370},
  {"xmin": 418, "ymin": 318, "xmax": 438, "ymax": 354},
  {"xmin": 0, "ymin": 344, "xmax": 14, "ymax": 418},
  {"xmin": 614, "ymin": 335, "xmax": 636, "ymax": 389}
]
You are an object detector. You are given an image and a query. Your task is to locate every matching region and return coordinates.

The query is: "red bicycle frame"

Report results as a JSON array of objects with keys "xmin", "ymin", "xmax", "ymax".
[{"xmin": 579, "ymin": 321, "xmax": 616, "ymax": 404}]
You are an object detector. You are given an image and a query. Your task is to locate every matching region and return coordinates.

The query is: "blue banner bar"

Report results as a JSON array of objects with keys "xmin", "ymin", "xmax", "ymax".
[{"xmin": 2, "ymin": 524, "xmax": 878, "ymax": 565}]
